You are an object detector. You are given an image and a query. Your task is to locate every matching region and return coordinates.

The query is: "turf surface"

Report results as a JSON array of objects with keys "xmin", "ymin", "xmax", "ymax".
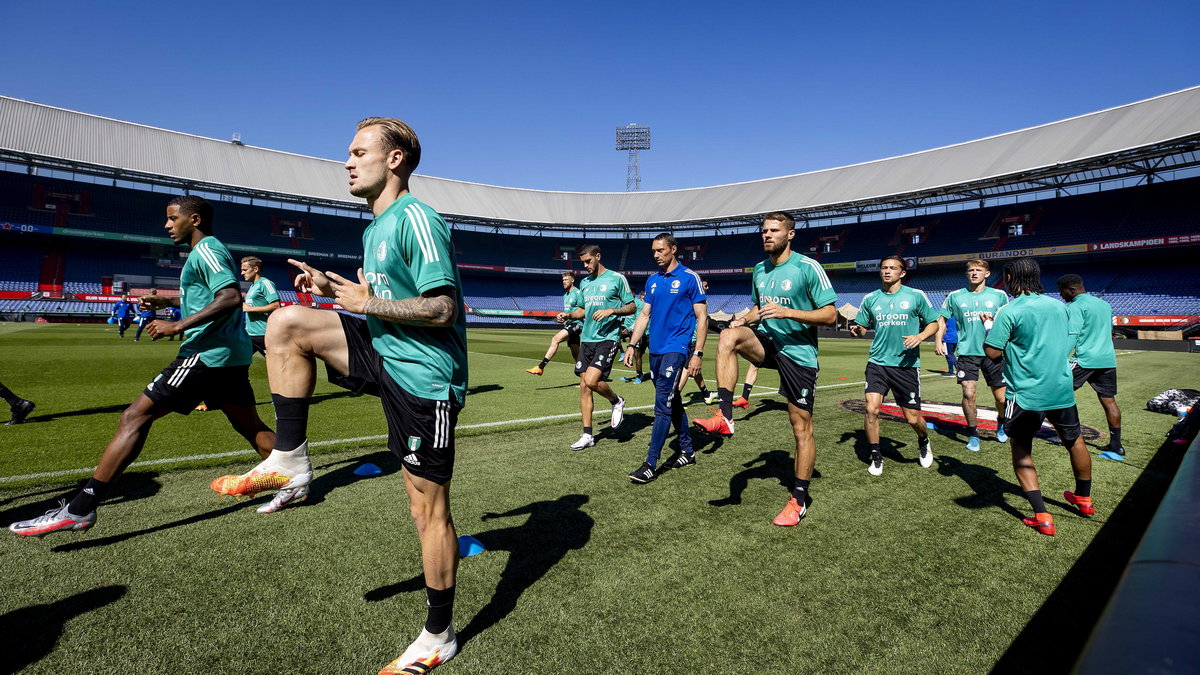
[{"xmin": 0, "ymin": 322, "xmax": 1196, "ymax": 673}]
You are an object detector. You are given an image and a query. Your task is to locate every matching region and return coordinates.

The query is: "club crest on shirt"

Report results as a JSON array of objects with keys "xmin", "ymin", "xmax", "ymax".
[
  {"xmin": 376, "ymin": 241, "xmax": 387, "ymax": 262},
  {"xmin": 900, "ymin": 301, "xmax": 910, "ymax": 309},
  {"xmin": 671, "ymin": 279, "xmax": 680, "ymax": 289},
  {"xmin": 781, "ymin": 279, "xmax": 793, "ymax": 291}
]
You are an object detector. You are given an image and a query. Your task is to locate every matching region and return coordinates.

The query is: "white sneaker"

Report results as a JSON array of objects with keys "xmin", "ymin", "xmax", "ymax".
[
  {"xmin": 256, "ymin": 485, "xmax": 310, "ymax": 514},
  {"xmin": 211, "ymin": 441, "xmax": 314, "ymax": 498},
  {"xmin": 570, "ymin": 433, "xmax": 595, "ymax": 451},
  {"xmin": 379, "ymin": 626, "xmax": 458, "ymax": 674},
  {"xmin": 610, "ymin": 397, "xmax": 626, "ymax": 428},
  {"xmin": 917, "ymin": 437, "xmax": 933, "ymax": 468},
  {"xmin": 868, "ymin": 455, "xmax": 884, "ymax": 476}
]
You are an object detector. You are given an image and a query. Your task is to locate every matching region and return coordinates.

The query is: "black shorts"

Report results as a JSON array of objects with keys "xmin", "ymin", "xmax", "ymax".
[
  {"xmin": 1003, "ymin": 399, "xmax": 1081, "ymax": 447},
  {"xmin": 1072, "ymin": 364, "xmax": 1117, "ymax": 398},
  {"xmin": 957, "ymin": 354, "xmax": 1005, "ymax": 388},
  {"xmin": 864, "ymin": 362, "xmax": 922, "ymax": 410},
  {"xmin": 576, "ymin": 340, "xmax": 621, "ymax": 377},
  {"xmin": 564, "ymin": 322, "xmax": 582, "ymax": 346},
  {"xmin": 750, "ymin": 329, "xmax": 817, "ymax": 413},
  {"xmin": 328, "ymin": 314, "xmax": 460, "ymax": 484},
  {"xmin": 249, "ymin": 334, "xmax": 267, "ymax": 356},
  {"xmin": 143, "ymin": 355, "xmax": 256, "ymax": 415}
]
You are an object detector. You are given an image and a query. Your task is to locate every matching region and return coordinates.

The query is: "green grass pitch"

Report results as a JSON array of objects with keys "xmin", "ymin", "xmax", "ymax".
[{"xmin": 1, "ymin": 322, "xmax": 1196, "ymax": 673}]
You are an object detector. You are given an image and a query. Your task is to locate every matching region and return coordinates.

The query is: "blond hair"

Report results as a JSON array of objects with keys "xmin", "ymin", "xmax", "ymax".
[{"xmin": 357, "ymin": 117, "xmax": 421, "ymax": 173}]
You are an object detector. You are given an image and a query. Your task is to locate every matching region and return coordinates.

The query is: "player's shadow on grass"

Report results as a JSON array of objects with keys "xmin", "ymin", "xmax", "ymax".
[
  {"xmin": 0, "ymin": 584, "xmax": 127, "ymax": 674},
  {"xmin": 604, "ymin": 412, "xmax": 654, "ymax": 443},
  {"xmin": 458, "ymin": 494, "xmax": 593, "ymax": 645},
  {"xmin": 708, "ymin": 450, "xmax": 793, "ymax": 506},
  {"xmin": 536, "ymin": 382, "xmax": 583, "ymax": 391},
  {"xmin": 837, "ymin": 431, "xmax": 917, "ymax": 466},
  {"xmin": 49, "ymin": 498, "xmax": 250, "ymax": 553},
  {"xmin": 467, "ymin": 384, "xmax": 503, "ymax": 396},
  {"xmin": 932, "ymin": 455, "xmax": 1071, "ymax": 521},
  {"xmin": 738, "ymin": 398, "xmax": 788, "ymax": 422},
  {"xmin": 14, "ymin": 403, "xmax": 129, "ymax": 424},
  {"xmin": 0, "ymin": 473, "xmax": 163, "ymax": 526},
  {"xmin": 303, "ymin": 451, "xmax": 401, "ymax": 506}
]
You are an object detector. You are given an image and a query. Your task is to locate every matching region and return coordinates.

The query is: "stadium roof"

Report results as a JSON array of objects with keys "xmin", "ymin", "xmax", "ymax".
[{"xmin": 2, "ymin": 87, "xmax": 1199, "ymax": 228}]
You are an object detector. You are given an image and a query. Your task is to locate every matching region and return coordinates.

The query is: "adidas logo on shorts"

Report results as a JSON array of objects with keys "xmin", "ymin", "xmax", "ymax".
[{"xmin": 403, "ymin": 453, "xmax": 421, "ymax": 466}]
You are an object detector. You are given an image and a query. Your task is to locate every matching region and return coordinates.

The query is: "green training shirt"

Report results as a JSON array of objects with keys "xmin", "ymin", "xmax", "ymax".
[
  {"xmin": 1066, "ymin": 293, "xmax": 1117, "ymax": 369},
  {"xmin": 751, "ymin": 252, "xmax": 838, "ymax": 369},
  {"xmin": 854, "ymin": 285, "xmax": 939, "ymax": 368},
  {"xmin": 939, "ymin": 286, "xmax": 1009, "ymax": 356},
  {"xmin": 361, "ymin": 193, "xmax": 469, "ymax": 407},
  {"xmin": 984, "ymin": 293, "xmax": 1074, "ymax": 411},
  {"xmin": 243, "ymin": 277, "xmax": 279, "ymax": 337},
  {"xmin": 623, "ymin": 297, "xmax": 645, "ymax": 332},
  {"xmin": 562, "ymin": 287, "xmax": 584, "ymax": 329},
  {"xmin": 178, "ymin": 236, "xmax": 252, "ymax": 368},
  {"xmin": 580, "ymin": 268, "xmax": 634, "ymax": 343}
]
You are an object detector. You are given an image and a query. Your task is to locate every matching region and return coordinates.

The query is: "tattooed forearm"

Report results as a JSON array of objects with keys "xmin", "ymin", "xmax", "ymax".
[{"xmin": 363, "ymin": 294, "xmax": 457, "ymax": 327}]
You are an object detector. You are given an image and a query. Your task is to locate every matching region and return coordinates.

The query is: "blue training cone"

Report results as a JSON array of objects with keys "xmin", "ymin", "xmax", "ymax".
[
  {"xmin": 353, "ymin": 462, "xmax": 383, "ymax": 476},
  {"xmin": 1098, "ymin": 451, "xmax": 1125, "ymax": 462},
  {"xmin": 925, "ymin": 422, "xmax": 937, "ymax": 429},
  {"xmin": 458, "ymin": 535, "xmax": 485, "ymax": 557}
]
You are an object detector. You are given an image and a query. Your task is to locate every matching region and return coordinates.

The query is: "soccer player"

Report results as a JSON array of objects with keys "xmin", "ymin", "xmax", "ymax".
[
  {"xmin": 694, "ymin": 212, "xmax": 837, "ymax": 526},
  {"xmin": 620, "ymin": 290, "xmax": 649, "ymax": 383},
  {"xmin": 111, "ymin": 295, "xmax": 135, "ymax": 337},
  {"xmin": 984, "ymin": 258, "xmax": 1095, "ymax": 536},
  {"xmin": 935, "ymin": 258, "xmax": 1009, "ymax": 450},
  {"xmin": 240, "ymin": 256, "xmax": 281, "ymax": 356},
  {"xmin": 942, "ymin": 315, "xmax": 958, "ymax": 376},
  {"xmin": 526, "ymin": 272, "xmax": 584, "ymax": 375},
  {"xmin": 849, "ymin": 256, "xmax": 940, "ymax": 475},
  {"xmin": 8, "ymin": 196, "xmax": 275, "ymax": 537},
  {"xmin": 1058, "ymin": 274, "xmax": 1124, "ymax": 456},
  {"xmin": 208, "ymin": 118, "xmax": 468, "ymax": 673},
  {"xmin": 165, "ymin": 305, "xmax": 182, "ymax": 340},
  {"xmin": 623, "ymin": 233, "xmax": 707, "ymax": 483},
  {"xmin": 563, "ymin": 244, "xmax": 634, "ymax": 450},
  {"xmin": 134, "ymin": 292, "xmax": 156, "ymax": 341},
  {"xmin": 0, "ymin": 381, "xmax": 34, "ymax": 426}
]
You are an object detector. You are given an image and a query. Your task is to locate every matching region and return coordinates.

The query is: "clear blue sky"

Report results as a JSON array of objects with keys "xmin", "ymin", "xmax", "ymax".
[{"xmin": 2, "ymin": 1, "xmax": 1197, "ymax": 192}]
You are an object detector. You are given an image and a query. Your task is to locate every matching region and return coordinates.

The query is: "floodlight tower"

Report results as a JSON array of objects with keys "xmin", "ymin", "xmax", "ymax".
[{"xmin": 615, "ymin": 123, "xmax": 651, "ymax": 191}]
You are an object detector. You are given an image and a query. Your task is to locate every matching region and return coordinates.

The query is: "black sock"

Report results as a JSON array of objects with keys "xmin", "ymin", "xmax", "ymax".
[
  {"xmin": 1075, "ymin": 479, "xmax": 1092, "ymax": 498},
  {"xmin": 1109, "ymin": 427, "xmax": 1121, "ymax": 448},
  {"xmin": 69, "ymin": 478, "xmax": 110, "ymax": 515},
  {"xmin": 792, "ymin": 478, "xmax": 811, "ymax": 506},
  {"xmin": 424, "ymin": 585, "xmax": 455, "ymax": 634},
  {"xmin": 966, "ymin": 425, "xmax": 977, "ymax": 438},
  {"xmin": 718, "ymin": 388, "xmax": 733, "ymax": 419},
  {"xmin": 870, "ymin": 443, "xmax": 882, "ymax": 459},
  {"xmin": 583, "ymin": 426, "xmax": 593, "ymax": 436},
  {"xmin": 0, "ymin": 385, "xmax": 19, "ymax": 407},
  {"xmin": 741, "ymin": 382, "xmax": 753, "ymax": 399},
  {"xmin": 918, "ymin": 434, "xmax": 929, "ymax": 446},
  {"xmin": 1025, "ymin": 490, "xmax": 1048, "ymax": 513},
  {"xmin": 538, "ymin": 358, "xmax": 550, "ymax": 369},
  {"xmin": 699, "ymin": 386, "xmax": 710, "ymax": 397},
  {"xmin": 637, "ymin": 371, "xmax": 646, "ymax": 380},
  {"xmin": 271, "ymin": 394, "xmax": 310, "ymax": 453}
]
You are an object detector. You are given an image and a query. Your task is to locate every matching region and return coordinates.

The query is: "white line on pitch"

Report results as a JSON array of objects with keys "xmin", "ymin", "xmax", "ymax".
[{"xmin": 0, "ymin": 369, "xmax": 938, "ymax": 484}]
